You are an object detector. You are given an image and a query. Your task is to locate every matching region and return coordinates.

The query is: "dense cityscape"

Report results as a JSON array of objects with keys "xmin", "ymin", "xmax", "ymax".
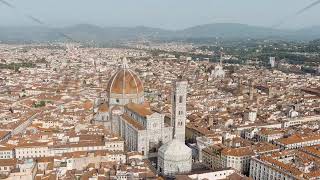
[
  {"xmin": 1, "ymin": 0, "xmax": 320, "ymax": 180},
  {"xmin": 0, "ymin": 40, "xmax": 319, "ymax": 179}
]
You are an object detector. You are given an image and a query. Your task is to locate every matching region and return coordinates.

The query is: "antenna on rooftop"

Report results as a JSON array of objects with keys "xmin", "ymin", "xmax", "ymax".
[
  {"xmin": 181, "ymin": 57, "xmax": 190, "ymax": 80},
  {"xmin": 93, "ymin": 57, "xmax": 102, "ymax": 88},
  {"xmin": 220, "ymin": 52, "xmax": 224, "ymax": 66}
]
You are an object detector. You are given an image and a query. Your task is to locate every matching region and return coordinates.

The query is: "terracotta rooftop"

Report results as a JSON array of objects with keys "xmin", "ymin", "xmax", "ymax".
[
  {"xmin": 126, "ymin": 103, "xmax": 153, "ymax": 117},
  {"xmin": 277, "ymin": 133, "xmax": 320, "ymax": 145},
  {"xmin": 260, "ymin": 156, "xmax": 303, "ymax": 176},
  {"xmin": 97, "ymin": 103, "xmax": 109, "ymax": 113},
  {"xmin": 221, "ymin": 147, "xmax": 254, "ymax": 157},
  {"xmin": 0, "ymin": 158, "xmax": 17, "ymax": 166},
  {"xmin": 121, "ymin": 114, "xmax": 145, "ymax": 130},
  {"xmin": 107, "ymin": 69, "xmax": 143, "ymax": 95}
]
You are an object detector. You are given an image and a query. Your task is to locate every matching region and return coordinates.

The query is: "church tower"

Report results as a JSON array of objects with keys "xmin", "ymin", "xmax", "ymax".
[
  {"xmin": 171, "ymin": 79, "xmax": 187, "ymax": 143},
  {"xmin": 249, "ymin": 79, "xmax": 255, "ymax": 101}
]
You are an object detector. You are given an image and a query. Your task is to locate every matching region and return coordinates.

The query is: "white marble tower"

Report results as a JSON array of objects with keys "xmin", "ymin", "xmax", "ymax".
[{"xmin": 171, "ymin": 79, "xmax": 187, "ymax": 143}]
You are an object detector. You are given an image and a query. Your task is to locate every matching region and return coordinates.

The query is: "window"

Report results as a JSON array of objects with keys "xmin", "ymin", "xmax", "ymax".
[
  {"xmin": 116, "ymin": 99, "xmax": 119, "ymax": 103},
  {"xmin": 179, "ymin": 96, "xmax": 183, "ymax": 103}
]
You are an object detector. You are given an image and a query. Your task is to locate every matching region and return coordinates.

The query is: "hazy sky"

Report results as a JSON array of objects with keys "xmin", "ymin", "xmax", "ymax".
[{"xmin": 0, "ymin": 0, "xmax": 320, "ymax": 29}]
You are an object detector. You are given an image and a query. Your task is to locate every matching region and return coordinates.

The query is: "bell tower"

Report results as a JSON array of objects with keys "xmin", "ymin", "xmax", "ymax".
[{"xmin": 171, "ymin": 79, "xmax": 188, "ymax": 143}]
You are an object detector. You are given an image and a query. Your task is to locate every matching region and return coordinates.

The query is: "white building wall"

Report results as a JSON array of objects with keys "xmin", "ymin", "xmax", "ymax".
[
  {"xmin": 161, "ymin": 158, "xmax": 192, "ymax": 176},
  {"xmin": 171, "ymin": 80, "xmax": 187, "ymax": 143},
  {"xmin": 15, "ymin": 146, "xmax": 51, "ymax": 159},
  {"xmin": 250, "ymin": 158, "xmax": 296, "ymax": 180},
  {"xmin": 0, "ymin": 150, "xmax": 14, "ymax": 159}
]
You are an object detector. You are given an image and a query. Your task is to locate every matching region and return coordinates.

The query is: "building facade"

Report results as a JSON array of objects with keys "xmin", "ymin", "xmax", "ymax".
[
  {"xmin": 157, "ymin": 80, "xmax": 192, "ymax": 176},
  {"xmin": 171, "ymin": 80, "xmax": 188, "ymax": 143},
  {"xmin": 118, "ymin": 103, "xmax": 173, "ymax": 158}
]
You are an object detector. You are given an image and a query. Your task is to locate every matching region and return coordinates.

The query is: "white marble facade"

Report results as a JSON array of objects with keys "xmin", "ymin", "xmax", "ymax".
[
  {"xmin": 93, "ymin": 59, "xmax": 192, "ymax": 176},
  {"xmin": 118, "ymin": 104, "xmax": 173, "ymax": 158},
  {"xmin": 158, "ymin": 138, "xmax": 192, "ymax": 176}
]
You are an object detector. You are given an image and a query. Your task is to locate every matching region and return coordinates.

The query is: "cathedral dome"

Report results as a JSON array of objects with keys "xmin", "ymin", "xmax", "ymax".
[
  {"xmin": 107, "ymin": 68, "xmax": 143, "ymax": 95},
  {"xmin": 107, "ymin": 57, "xmax": 144, "ymax": 106}
]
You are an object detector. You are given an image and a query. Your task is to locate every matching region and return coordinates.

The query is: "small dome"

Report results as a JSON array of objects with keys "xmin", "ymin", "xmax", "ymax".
[
  {"xmin": 83, "ymin": 100, "xmax": 93, "ymax": 110},
  {"xmin": 98, "ymin": 103, "xmax": 109, "ymax": 113},
  {"xmin": 110, "ymin": 105, "xmax": 122, "ymax": 115},
  {"xmin": 159, "ymin": 139, "xmax": 192, "ymax": 160}
]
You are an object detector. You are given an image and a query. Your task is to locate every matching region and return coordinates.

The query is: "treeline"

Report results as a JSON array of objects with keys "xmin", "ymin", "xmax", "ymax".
[{"xmin": 0, "ymin": 62, "xmax": 36, "ymax": 71}]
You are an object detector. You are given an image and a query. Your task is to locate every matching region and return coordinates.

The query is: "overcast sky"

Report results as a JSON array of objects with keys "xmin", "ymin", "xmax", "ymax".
[{"xmin": 0, "ymin": 0, "xmax": 319, "ymax": 30}]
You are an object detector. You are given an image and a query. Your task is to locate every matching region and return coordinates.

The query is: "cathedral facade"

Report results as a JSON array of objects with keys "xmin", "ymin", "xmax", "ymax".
[{"xmin": 119, "ymin": 103, "xmax": 173, "ymax": 157}]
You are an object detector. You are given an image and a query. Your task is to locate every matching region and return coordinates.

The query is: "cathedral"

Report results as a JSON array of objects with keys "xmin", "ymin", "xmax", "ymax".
[
  {"xmin": 93, "ymin": 58, "xmax": 192, "ymax": 175},
  {"xmin": 209, "ymin": 55, "xmax": 225, "ymax": 80}
]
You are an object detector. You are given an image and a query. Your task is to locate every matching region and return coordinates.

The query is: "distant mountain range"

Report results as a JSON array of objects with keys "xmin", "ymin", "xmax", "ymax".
[{"xmin": 1, "ymin": 23, "xmax": 320, "ymax": 43}]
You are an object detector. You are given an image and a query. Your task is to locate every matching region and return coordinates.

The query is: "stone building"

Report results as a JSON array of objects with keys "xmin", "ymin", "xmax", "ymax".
[
  {"xmin": 93, "ymin": 57, "xmax": 144, "ymax": 131},
  {"xmin": 118, "ymin": 103, "xmax": 173, "ymax": 158},
  {"xmin": 210, "ymin": 56, "xmax": 225, "ymax": 79},
  {"xmin": 92, "ymin": 58, "xmax": 193, "ymax": 175},
  {"xmin": 157, "ymin": 138, "xmax": 192, "ymax": 176},
  {"xmin": 157, "ymin": 80, "xmax": 192, "ymax": 176},
  {"xmin": 171, "ymin": 80, "xmax": 188, "ymax": 143}
]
